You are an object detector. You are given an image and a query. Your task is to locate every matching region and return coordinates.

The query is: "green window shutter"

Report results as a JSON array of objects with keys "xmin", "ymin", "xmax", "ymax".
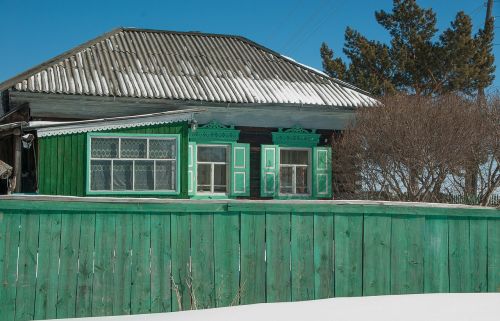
[
  {"xmin": 260, "ymin": 145, "xmax": 279, "ymax": 197},
  {"xmin": 230, "ymin": 143, "xmax": 250, "ymax": 197},
  {"xmin": 188, "ymin": 142, "xmax": 197, "ymax": 196},
  {"xmin": 313, "ymin": 146, "xmax": 332, "ymax": 198}
]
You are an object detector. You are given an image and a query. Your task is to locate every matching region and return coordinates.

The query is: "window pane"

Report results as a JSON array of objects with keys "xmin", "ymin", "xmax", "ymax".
[
  {"xmin": 280, "ymin": 149, "xmax": 309, "ymax": 165},
  {"xmin": 213, "ymin": 164, "xmax": 227, "ymax": 192},
  {"xmin": 134, "ymin": 160, "xmax": 154, "ymax": 190},
  {"xmin": 91, "ymin": 138, "xmax": 118, "ymax": 158},
  {"xmin": 280, "ymin": 166, "xmax": 293, "ymax": 194},
  {"xmin": 150, "ymin": 139, "xmax": 176, "ymax": 159},
  {"xmin": 156, "ymin": 160, "xmax": 176, "ymax": 190},
  {"xmin": 197, "ymin": 163, "xmax": 211, "ymax": 192},
  {"xmin": 91, "ymin": 160, "xmax": 111, "ymax": 190},
  {"xmin": 198, "ymin": 146, "xmax": 227, "ymax": 162},
  {"xmin": 121, "ymin": 139, "xmax": 147, "ymax": 158},
  {"xmin": 113, "ymin": 160, "xmax": 133, "ymax": 190},
  {"xmin": 296, "ymin": 166, "xmax": 309, "ymax": 194}
]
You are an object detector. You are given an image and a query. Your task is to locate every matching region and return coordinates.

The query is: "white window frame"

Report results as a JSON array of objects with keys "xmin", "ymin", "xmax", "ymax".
[
  {"xmin": 196, "ymin": 144, "xmax": 230, "ymax": 195},
  {"xmin": 86, "ymin": 133, "xmax": 180, "ymax": 195},
  {"xmin": 279, "ymin": 147, "xmax": 312, "ymax": 197}
]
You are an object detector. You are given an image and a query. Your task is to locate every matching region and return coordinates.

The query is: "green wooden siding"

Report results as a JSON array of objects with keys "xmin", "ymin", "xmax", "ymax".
[
  {"xmin": 0, "ymin": 198, "xmax": 499, "ymax": 320},
  {"xmin": 37, "ymin": 122, "xmax": 189, "ymax": 197}
]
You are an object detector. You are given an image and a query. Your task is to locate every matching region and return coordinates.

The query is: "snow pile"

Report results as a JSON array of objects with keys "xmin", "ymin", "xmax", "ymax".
[{"xmin": 50, "ymin": 293, "xmax": 500, "ymax": 321}]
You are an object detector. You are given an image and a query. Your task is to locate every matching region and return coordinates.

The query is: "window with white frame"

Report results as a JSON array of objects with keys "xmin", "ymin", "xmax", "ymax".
[
  {"xmin": 196, "ymin": 145, "xmax": 229, "ymax": 194},
  {"xmin": 279, "ymin": 148, "xmax": 311, "ymax": 195},
  {"xmin": 88, "ymin": 134, "xmax": 179, "ymax": 194}
]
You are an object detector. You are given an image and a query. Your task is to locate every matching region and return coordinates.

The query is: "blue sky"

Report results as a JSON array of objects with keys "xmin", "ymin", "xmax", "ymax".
[{"xmin": 0, "ymin": 0, "xmax": 498, "ymax": 91}]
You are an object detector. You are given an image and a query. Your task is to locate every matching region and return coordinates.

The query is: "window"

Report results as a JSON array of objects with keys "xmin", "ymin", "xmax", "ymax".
[
  {"xmin": 279, "ymin": 148, "xmax": 311, "ymax": 195},
  {"xmin": 196, "ymin": 145, "xmax": 229, "ymax": 194},
  {"xmin": 261, "ymin": 144, "xmax": 332, "ymax": 199},
  {"xmin": 87, "ymin": 134, "xmax": 180, "ymax": 194}
]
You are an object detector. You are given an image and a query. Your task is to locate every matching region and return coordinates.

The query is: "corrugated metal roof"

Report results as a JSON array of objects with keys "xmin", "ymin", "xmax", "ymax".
[{"xmin": 0, "ymin": 28, "xmax": 378, "ymax": 108}]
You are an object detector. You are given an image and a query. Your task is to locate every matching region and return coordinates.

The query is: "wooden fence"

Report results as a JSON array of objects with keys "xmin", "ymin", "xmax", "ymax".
[{"xmin": 0, "ymin": 196, "xmax": 499, "ymax": 321}]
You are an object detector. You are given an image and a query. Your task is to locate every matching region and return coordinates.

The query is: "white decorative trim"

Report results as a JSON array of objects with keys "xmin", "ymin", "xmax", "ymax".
[{"xmin": 35, "ymin": 112, "xmax": 194, "ymax": 137}]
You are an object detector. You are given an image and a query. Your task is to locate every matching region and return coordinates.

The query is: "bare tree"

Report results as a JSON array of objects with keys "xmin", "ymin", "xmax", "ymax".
[{"xmin": 333, "ymin": 94, "xmax": 500, "ymax": 206}]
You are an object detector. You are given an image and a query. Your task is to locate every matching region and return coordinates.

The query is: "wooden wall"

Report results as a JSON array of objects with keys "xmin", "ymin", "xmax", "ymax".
[
  {"xmin": 36, "ymin": 122, "xmax": 189, "ymax": 198},
  {"xmin": 0, "ymin": 197, "xmax": 499, "ymax": 320}
]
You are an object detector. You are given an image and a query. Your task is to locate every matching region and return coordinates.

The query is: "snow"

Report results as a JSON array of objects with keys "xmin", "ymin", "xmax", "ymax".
[{"xmin": 48, "ymin": 293, "xmax": 500, "ymax": 321}]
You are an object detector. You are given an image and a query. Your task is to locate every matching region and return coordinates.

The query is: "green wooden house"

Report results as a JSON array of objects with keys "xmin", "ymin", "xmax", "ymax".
[{"xmin": 0, "ymin": 28, "xmax": 379, "ymax": 199}]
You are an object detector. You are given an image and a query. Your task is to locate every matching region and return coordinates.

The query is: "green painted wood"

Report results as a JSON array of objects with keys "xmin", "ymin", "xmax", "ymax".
[
  {"xmin": 56, "ymin": 136, "xmax": 65, "ymax": 195},
  {"xmin": 469, "ymin": 218, "xmax": 488, "ymax": 292},
  {"xmin": 57, "ymin": 213, "xmax": 82, "ymax": 318},
  {"xmin": 214, "ymin": 211, "xmax": 240, "ymax": 307},
  {"xmin": 391, "ymin": 215, "xmax": 424, "ymax": 294},
  {"xmin": 424, "ymin": 217, "xmax": 449, "ymax": 293},
  {"xmin": 363, "ymin": 215, "xmax": 391, "ymax": 296},
  {"xmin": 15, "ymin": 213, "xmax": 40, "ymax": 321},
  {"xmin": 0, "ymin": 214, "xmax": 20, "ymax": 321},
  {"xmin": 0, "ymin": 199, "xmax": 227, "ymax": 213},
  {"xmin": 334, "ymin": 214, "xmax": 363, "ymax": 297},
  {"xmin": 34, "ymin": 213, "xmax": 62, "ymax": 320},
  {"xmin": 191, "ymin": 213, "xmax": 215, "ymax": 309},
  {"xmin": 266, "ymin": 211, "xmax": 291, "ymax": 302},
  {"xmin": 313, "ymin": 212, "xmax": 334, "ymax": 299},
  {"xmin": 113, "ymin": 213, "xmax": 133, "ymax": 315},
  {"xmin": 75, "ymin": 214, "xmax": 95, "ymax": 317},
  {"xmin": 171, "ymin": 212, "xmax": 190, "ymax": 311},
  {"xmin": 449, "ymin": 218, "xmax": 472, "ymax": 292},
  {"xmin": 150, "ymin": 213, "xmax": 172, "ymax": 313},
  {"xmin": 76, "ymin": 134, "xmax": 85, "ymax": 196},
  {"xmin": 92, "ymin": 213, "xmax": 116, "ymax": 316},
  {"xmin": 240, "ymin": 212, "xmax": 266, "ymax": 305},
  {"xmin": 48, "ymin": 137, "xmax": 58, "ymax": 195},
  {"xmin": 291, "ymin": 212, "xmax": 314, "ymax": 301},
  {"xmin": 229, "ymin": 202, "xmax": 500, "ymax": 218},
  {"xmin": 487, "ymin": 219, "xmax": 500, "ymax": 292},
  {"xmin": 37, "ymin": 139, "xmax": 46, "ymax": 193},
  {"xmin": 71, "ymin": 135, "xmax": 79, "ymax": 196},
  {"xmin": 63, "ymin": 135, "xmax": 72, "ymax": 195},
  {"xmin": 37, "ymin": 122, "xmax": 188, "ymax": 197},
  {"xmin": 131, "ymin": 214, "xmax": 151, "ymax": 314}
]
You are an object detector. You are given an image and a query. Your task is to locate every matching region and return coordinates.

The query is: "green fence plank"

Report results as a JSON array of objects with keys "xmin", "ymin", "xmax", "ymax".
[
  {"xmin": 449, "ymin": 218, "xmax": 472, "ymax": 292},
  {"xmin": 171, "ymin": 212, "xmax": 190, "ymax": 311},
  {"xmin": 363, "ymin": 215, "xmax": 391, "ymax": 296},
  {"xmin": 34, "ymin": 213, "xmax": 62, "ymax": 320},
  {"xmin": 313, "ymin": 212, "xmax": 334, "ymax": 299},
  {"xmin": 57, "ymin": 213, "xmax": 82, "ymax": 318},
  {"xmin": 92, "ymin": 213, "xmax": 116, "ymax": 316},
  {"xmin": 15, "ymin": 213, "xmax": 40, "ymax": 321},
  {"xmin": 214, "ymin": 211, "xmax": 240, "ymax": 307},
  {"xmin": 113, "ymin": 213, "xmax": 133, "ymax": 315},
  {"xmin": 131, "ymin": 214, "xmax": 151, "ymax": 314},
  {"xmin": 0, "ymin": 214, "xmax": 21, "ymax": 321},
  {"xmin": 424, "ymin": 217, "xmax": 449, "ymax": 293},
  {"xmin": 334, "ymin": 214, "xmax": 363, "ymax": 297},
  {"xmin": 150, "ymin": 213, "xmax": 172, "ymax": 313},
  {"xmin": 391, "ymin": 215, "xmax": 424, "ymax": 294},
  {"xmin": 488, "ymin": 219, "xmax": 500, "ymax": 292},
  {"xmin": 240, "ymin": 212, "xmax": 266, "ymax": 305},
  {"xmin": 291, "ymin": 212, "xmax": 314, "ymax": 301},
  {"xmin": 266, "ymin": 212, "xmax": 291, "ymax": 303},
  {"xmin": 469, "ymin": 218, "xmax": 488, "ymax": 292},
  {"xmin": 191, "ymin": 213, "xmax": 215, "ymax": 309},
  {"xmin": 75, "ymin": 214, "xmax": 95, "ymax": 317}
]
